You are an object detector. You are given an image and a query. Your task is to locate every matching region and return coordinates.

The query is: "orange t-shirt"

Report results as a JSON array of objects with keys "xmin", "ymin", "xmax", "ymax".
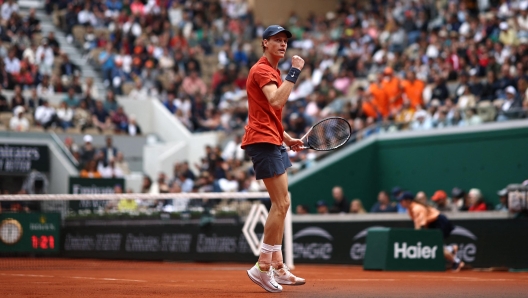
[
  {"xmin": 241, "ymin": 56, "xmax": 284, "ymax": 148},
  {"xmin": 402, "ymin": 79, "xmax": 425, "ymax": 109},
  {"xmin": 382, "ymin": 77, "xmax": 402, "ymax": 111},
  {"xmin": 369, "ymin": 83, "xmax": 389, "ymax": 117},
  {"xmin": 408, "ymin": 202, "xmax": 440, "ymax": 229}
]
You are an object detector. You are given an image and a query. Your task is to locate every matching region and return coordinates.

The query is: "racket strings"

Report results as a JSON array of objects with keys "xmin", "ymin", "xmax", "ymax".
[{"xmin": 307, "ymin": 118, "xmax": 351, "ymax": 151}]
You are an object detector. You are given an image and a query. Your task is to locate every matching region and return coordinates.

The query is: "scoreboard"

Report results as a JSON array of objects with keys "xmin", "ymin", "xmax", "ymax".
[{"xmin": 0, "ymin": 213, "xmax": 60, "ymax": 254}]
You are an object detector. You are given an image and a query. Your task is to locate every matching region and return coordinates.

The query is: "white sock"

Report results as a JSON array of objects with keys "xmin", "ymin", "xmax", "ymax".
[
  {"xmin": 261, "ymin": 243, "xmax": 274, "ymax": 254},
  {"xmin": 273, "ymin": 245, "xmax": 282, "ymax": 252}
]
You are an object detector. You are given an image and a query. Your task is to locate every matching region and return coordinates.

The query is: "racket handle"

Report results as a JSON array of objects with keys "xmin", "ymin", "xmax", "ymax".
[{"xmin": 288, "ymin": 146, "xmax": 308, "ymax": 151}]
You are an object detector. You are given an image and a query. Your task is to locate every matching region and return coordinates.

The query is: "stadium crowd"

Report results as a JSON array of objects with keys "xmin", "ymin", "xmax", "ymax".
[
  {"xmin": 1, "ymin": 1, "xmax": 528, "ymax": 212},
  {"xmin": 296, "ymin": 185, "xmax": 511, "ymax": 215},
  {"xmin": 47, "ymin": 0, "xmax": 528, "ymax": 136},
  {"xmin": 36, "ymin": 0, "xmax": 528, "ymax": 171}
]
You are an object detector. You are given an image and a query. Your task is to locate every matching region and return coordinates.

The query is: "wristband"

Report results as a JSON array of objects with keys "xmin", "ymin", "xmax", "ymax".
[{"xmin": 285, "ymin": 67, "xmax": 301, "ymax": 84}]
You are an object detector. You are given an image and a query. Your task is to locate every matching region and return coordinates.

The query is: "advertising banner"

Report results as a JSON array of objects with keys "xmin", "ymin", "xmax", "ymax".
[
  {"xmin": 0, "ymin": 144, "xmax": 49, "ymax": 174},
  {"xmin": 62, "ymin": 222, "xmax": 258, "ymax": 262},
  {"xmin": 68, "ymin": 177, "xmax": 125, "ymax": 214},
  {"xmin": 363, "ymin": 228, "xmax": 445, "ymax": 271},
  {"xmin": 60, "ymin": 218, "xmax": 528, "ymax": 269}
]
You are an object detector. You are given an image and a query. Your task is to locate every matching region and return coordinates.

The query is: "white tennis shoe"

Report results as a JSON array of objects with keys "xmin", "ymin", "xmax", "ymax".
[
  {"xmin": 247, "ymin": 263, "xmax": 283, "ymax": 293},
  {"xmin": 274, "ymin": 265, "xmax": 306, "ymax": 285}
]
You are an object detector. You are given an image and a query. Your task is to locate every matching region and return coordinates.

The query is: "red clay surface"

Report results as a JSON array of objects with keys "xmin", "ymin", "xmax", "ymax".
[{"xmin": 1, "ymin": 259, "xmax": 528, "ymax": 297}]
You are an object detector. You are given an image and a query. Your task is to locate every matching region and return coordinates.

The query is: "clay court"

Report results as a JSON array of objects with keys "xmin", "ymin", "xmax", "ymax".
[{"xmin": 1, "ymin": 259, "xmax": 528, "ymax": 297}]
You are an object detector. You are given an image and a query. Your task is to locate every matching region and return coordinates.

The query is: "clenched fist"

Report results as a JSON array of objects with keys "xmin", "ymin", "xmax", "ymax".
[{"xmin": 291, "ymin": 55, "xmax": 305, "ymax": 70}]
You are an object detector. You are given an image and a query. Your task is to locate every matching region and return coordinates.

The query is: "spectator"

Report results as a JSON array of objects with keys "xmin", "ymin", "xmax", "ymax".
[
  {"xmin": 296, "ymin": 204, "xmax": 309, "ymax": 215},
  {"xmin": 402, "ymin": 70, "xmax": 425, "ymax": 110},
  {"xmin": 35, "ymin": 39, "xmax": 54, "ymax": 75},
  {"xmin": 370, "ymin": 191, "xmax": 397, "ymax": 213},
  {"xmin": 1, "ymin": 0, "xmax": 18, "ymax": 21},
  {"xmin": 103, "ymin": 90, "xmax": 118, "ymax": 112},
  {"xmin": 80, "ymin": 160, "xmax": 102, "ymax": 178},
  {"xmin": 63, "ymin": 136, "xmax": 79, "ymax": 157},
  {"xmin": 126, "ymin": 114, "xmax": 142, "ymax": 136},
  {"xmin": 79, "ymin": 135, "xmax": 96, "ymax": 167},
  {"xmin": 9, "ymin": 106, "xmax": 29, "ymax": 132},
  {"xmin": 468, "ymin": 188, "xmax": 487, "ymax": 212},
  {"xmin": 34, "ymin": 100, "xmax": 59, "ymax": 130},
  {"xmin": 98, "ymin": 158, "xmax": 124, "ymax": 178},
  {"xmin": 82, "ymin": 77, "xmax": 99, "ymax": 100},
  {"xmin": 150, "ymin": 172, "xmax": 170, "ymax": 194},
  {"xmin": 81, "ymin": 89, "xmax": 97, "ymax": 112},
  {"xmin": 128, "ymin": 80, "xmax": 148, "ymax": 100},
  {"xmin": 92, "ymin": 101, "xmax": 112, "ymax": 132},
  {"xmin": 497, "ymin": 86, "xmax": 524, "ymax": 121},
  {"xmin": 182, "ymin": 71, "xmax": 207, "ymax": 97},
  {"xmin": 114, "ymin": 152, "xmax": 131, "ymax": 175},
  {"xmin": 349, "ymin": 199, "xmax": 366, "ymax": 214},
  {"xmin": 27, "ymin": 88, "xmax": 44, "ymax": 113},
  {"xmin": 56, "ymin": 101, "xmax": 74, "ymax": 131},
  {"xmin": 430, "ymin": 75, "xmax": 450, "ymax": 104},
  {"xmin": 457, "ymin": 86, "xmax": 477, "ymax": 110},
  {"xmin": 431, "ymin": 190, "xmax": 456, "ymax": 212},
  {"xmin": 139, "ymin": 176, "xmax": 154, "ymax": 195},
  {"xmin": 60, "ymin": 53, "xmax": 80, "ymax": 77},
  {"xmin": 451, "ymin": 187, "xmax": 468, "ymax": 211},
  {"xmin": 382, "ymin": 67, "xmax": 403, "ymax": 115},
  {"xmin": 495, "ymin": 189, "xmax": 508, "ymax": 212},
  {"xmin": 10, "ymin": 85, "xmax": 25, "ymax": 111},
  {"xmin": 0, "ymin": 84, "xmax": 8, "ymax": 111},
  {"xmin": 330, "ymin": 186, "xmax": 349, "ymax": 214},
  {"xmin": 411, "ymin": 110, "xmax": 432, "ymax": 131},
  {"xmin": 315, "ymin": 200, "xmax": 329, "ymax": 214},
  {"xmin": 98, "ymin": 44, "xmax": 115, "ymax": 86},
  {"xmin": 4, "ymin": 47, "xmax": 20, "ymax": 76},
  {"xmin": 62, "ymin": 87, "xmax": 79, "ymax": 108},
  {"xmin": 415, "ymin": 191, "xmax": 429, "ymax": 206},
  {"xmin": 391, "ymin": 186, "xmax": 406, "ymax": 213},
  {"xmin": 111, "ymin": 106, "xmax": 128, "ymax": 133},
  {"xmin": 74, "ymin": 100, "xmax": 93, "ymax": 132},
  {"xmin": 164, "ymin": 93, "xmax": 178, "ymax": 113},
  {"xmin": 117, "ymin": 191, "xmax": 138, "ymax": 213},
  {"xmin": 101, "ymin": 136, "xmax": 118, "ymax": 164},
  {"xmin": 36, "ymin": 75, "xmax": 54, "ymax": 99}
]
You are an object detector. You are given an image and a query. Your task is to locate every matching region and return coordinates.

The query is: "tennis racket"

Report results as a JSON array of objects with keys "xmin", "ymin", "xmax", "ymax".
[{"xmin": 291, "ymin": 117, "xmax": 352, "ymax": 151}]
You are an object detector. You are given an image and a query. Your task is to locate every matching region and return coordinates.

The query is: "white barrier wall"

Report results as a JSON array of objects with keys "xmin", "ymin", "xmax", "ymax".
[{"xmin": 117, "ymin": 97, "xmax": 218, "ymax": 179}]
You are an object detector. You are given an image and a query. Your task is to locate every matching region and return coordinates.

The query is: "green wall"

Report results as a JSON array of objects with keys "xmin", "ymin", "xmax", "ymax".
[{"xmin": 289, "ymin": 125, "xmax": 528, "ymax": 212}]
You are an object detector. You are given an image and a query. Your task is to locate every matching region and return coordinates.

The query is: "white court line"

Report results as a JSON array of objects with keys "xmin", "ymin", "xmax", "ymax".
[
  {"xmin": 69, "ymin": 276, "xmax": 146, "ymax": 282},
  {"xmin": 0, "ymin": 273, "xmax": 145, "ymax": 282},
  {"xmin": 315, "ymin": 279, "xmax": 397, "ymax": 282},
  {"xmin": 408, "ymin": 275, "xmax": 519, "ymax": 282},
  {"xmin": 0, "ymin": 273, "xmax": 54, "ymax": 278}
]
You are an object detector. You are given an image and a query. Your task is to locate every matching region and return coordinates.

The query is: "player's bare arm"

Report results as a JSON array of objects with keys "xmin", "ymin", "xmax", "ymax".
[{"xmin": 262, "ymin": 55, "xmax": 305, "ymax": 109}]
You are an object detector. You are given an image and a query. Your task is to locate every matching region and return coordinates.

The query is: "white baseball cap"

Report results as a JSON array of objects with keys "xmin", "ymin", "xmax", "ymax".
[
  {"xmin": 505, "ymin": 86, "xmax": 516, "ymax": 95},
  {"xmin": 83, "ymin": 134, "xmax": 93, "ymax": 143},
  {"xmin": 499, "ymin": 22, "xmax": 509, "ymax": 30}
]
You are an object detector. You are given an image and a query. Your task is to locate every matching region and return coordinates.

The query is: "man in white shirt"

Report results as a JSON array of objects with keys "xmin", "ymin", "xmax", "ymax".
[
  {"xmin": 4, "ymin": 48, "xmax": 20, "ymax": 75},
  {"xmin": 9, "ymin": 106, "xmax": 29, "ymax": 131},
  {"xmin": 98, "ymin": 158, "xmax": 124, "ymax": 178},
  {"xmin": 517, "ymin": 3, "xmax": 528, "ymax": 38},
  {"xmin": 35, "ymin": 39, "xmax": 54, "ymax": 75},
  {"xmin": 34, "ymin": 100, "xmax": 58, "ymax": 129},
  {"xmin": 1, "ymin": 0, "xmax": 18, "ymax": 21}
]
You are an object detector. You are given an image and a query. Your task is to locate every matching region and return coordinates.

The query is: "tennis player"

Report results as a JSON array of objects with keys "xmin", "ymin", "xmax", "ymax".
[
  {"xmin": 243, "ymin": 25, "xmax": 306, "ymax": 293},
  {"xmin": 397, "ymin": 191, "xmax": 465, "ymax": 272}
]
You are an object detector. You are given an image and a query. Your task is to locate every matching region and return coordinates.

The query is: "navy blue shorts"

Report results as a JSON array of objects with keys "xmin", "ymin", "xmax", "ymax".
[
  {"xmin": 245, "ymin": 143, "xmax": 292, "ymax": 180},
  {"xmin": 427, "ymin": 214, "xmax": 455, "ymax": 239}
]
